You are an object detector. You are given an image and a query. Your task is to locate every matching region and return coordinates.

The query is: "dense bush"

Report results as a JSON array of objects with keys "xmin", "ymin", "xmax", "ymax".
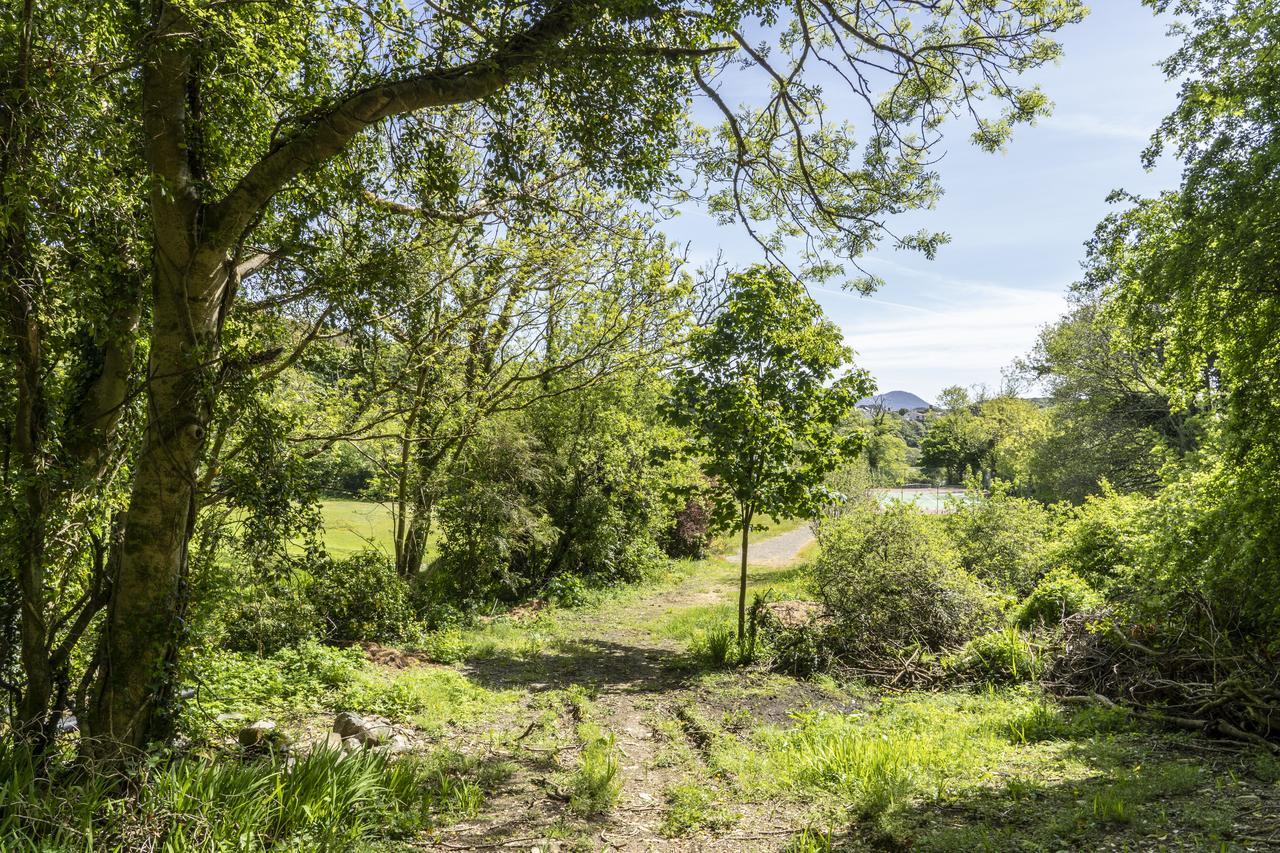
[
  {"xmin": 944, "ymin": 485, "xmax": 1052, "ymax": 594},
  {"xmin": 1015, "ymin": 567, "xmax": 1103, "ymax": 628},
  {"xmin": 221, "ymin": 587, "xmax": 320, "ymax": 655},
  {"xmin": 810, "ymin": 504, "xmax": 998, "ymax": 657},
  {"xmin": 663, "ymin": 496, "xmax": 714, "ymax": 559},
  {"xmin": 430, "ymin": 376, "xmax": 684, "ymax": 607},
  {"xmin": 1137, "ymin": 451, "xmax": 1280, "ymax": 645},
  {"xmin": 1042, "ymin": 483, "xmax": 1150, "ymax": 594},
  {"xmin": 307, "ymin": 551, "xmax": 413, "ymax": 643}
]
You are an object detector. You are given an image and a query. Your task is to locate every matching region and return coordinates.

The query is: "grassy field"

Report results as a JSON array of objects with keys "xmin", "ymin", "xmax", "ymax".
[
  {"xmin": 317, "ymin": 499, "xmax": 440, "ymax": 560},
  {"xmin": 321, "ymin": 498, "xmax": 801, "ymax": 562}
]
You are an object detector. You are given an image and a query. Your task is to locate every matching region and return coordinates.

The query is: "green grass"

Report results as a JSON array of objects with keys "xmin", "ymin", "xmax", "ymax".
[
  {"xmin": 183, "ymin": 639, "xmax": 515, "ymax": 740},
  {"xmin": 316, "ymin": 499, "xmax": 396, "ymax": 556},
  {"xmin": 0, "ymin": 743, "xmax": 508, "ymax": 851},
  {"xmin": 338, "ymin": 664, "xmax": 520, "ymax": 735},
  {"xmin": 316, "ymin": 499, "xmax": 440, "ymax": 559},
  {"xmin": 661, "ymin": 782, "xmax": 740, "ymax": 837},
  {"xmin": 661, "ymin": 681, "xmax": 1255, "ymax": 849},
  {"xmin": 559, "ymin": 691, "xmax": 624, "ymax": 818}
]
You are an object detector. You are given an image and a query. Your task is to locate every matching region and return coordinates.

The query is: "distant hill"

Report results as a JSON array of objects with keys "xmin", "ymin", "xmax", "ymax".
[{"xmin": 856, "ymin": 390, "xmax": 932, "ymax": 411}]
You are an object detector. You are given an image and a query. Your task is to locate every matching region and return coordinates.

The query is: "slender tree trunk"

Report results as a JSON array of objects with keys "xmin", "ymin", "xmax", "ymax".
[
  {"xmin": 737, "ymin": 507, "xmax": 753, "ymax": 646},
  {"xmin": 401, "ymin": 496, "xmax": 432, "ymax": 577},
  {"xmin": 1, "ymin": 0, "xmax": 55, "ymax": 749},
  {"xmin": 6, "ymin": 270, "xmax": 52, "ymax": 747}
]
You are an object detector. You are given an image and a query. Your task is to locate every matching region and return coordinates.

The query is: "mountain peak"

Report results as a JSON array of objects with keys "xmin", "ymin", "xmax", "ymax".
[{"xmin": 856, "ymin": 390, "xmax": 932, "ymax": 411}]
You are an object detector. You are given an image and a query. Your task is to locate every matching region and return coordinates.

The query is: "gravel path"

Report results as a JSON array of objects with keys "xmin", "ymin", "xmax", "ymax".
[{"xmin": 726, "ymin": 523, "xmax": 815, "ymax": 567}]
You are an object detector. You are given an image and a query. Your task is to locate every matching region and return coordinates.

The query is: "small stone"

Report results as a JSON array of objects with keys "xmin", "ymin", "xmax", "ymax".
[
  {"xmin": 333, "ymin": 711, "xmax": 366, "ymax": 738},
  {"xmin": 316, "ymin": 732, "xmax": 344, "ymax": 752},
  {"xmin": 341, "ymin": 736, "xmax": 363, "ymax": 754},
  {"xmin": 385, "ymin": 733, "xmax": 410, "ymax": 753}
]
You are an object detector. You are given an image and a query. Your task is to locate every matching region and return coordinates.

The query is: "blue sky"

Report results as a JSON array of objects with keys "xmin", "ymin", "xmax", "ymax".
[{"xmin": 673, "ymin": 1, "xmax": 1183, "ymax": 403}]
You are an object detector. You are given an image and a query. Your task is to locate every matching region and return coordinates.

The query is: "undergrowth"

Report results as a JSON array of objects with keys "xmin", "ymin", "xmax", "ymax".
[{"xmin": 0, "ymin": 742, "xmax": 508, "ymax": 851}]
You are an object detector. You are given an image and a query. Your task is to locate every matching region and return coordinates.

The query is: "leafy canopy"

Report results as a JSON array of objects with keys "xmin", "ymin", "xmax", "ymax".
[{"xmin": 671, "ymin": 265, "xmax": 870, "ymax": 529}]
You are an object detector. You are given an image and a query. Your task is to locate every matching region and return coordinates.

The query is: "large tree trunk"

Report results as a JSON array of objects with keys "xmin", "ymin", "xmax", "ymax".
[{"xmin": 86, "ymin": 250, "xmax": 227, "ymax": 756}]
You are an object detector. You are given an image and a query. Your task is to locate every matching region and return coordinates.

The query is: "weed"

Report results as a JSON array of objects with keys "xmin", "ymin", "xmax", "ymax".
[
  {"xmin": 660, "ymin": 781, "xmax": 739, "ymax": 836},
  {"xmin": 785, "ymin": 827, "xmax": 834, "ymax": 852},
  {"xmin": 566, "ymin": 724, "xmax": 623, "ymax": 817},
  {"xmin": 697, "ymin": 625, "xmax": 737, "ymax": 668},
  {"xmin": 1005, "ymin": 700, "xmax": 1066, "ymax": 743},
  {"xmin": 1091, "ymin": 787, "xmax": 1132, "ymax": 824}
]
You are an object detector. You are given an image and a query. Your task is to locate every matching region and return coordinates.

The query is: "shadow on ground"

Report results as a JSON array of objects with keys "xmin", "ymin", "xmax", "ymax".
[
  {"xmin": 840, "ymin": 734, "xmax": 1279, "ymax": 852},
  {"xmin": 462, "ymin": 637, "xmax": 693, "ymax": 694}
]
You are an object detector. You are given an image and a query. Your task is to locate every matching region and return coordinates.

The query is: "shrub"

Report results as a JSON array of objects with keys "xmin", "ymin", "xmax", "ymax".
[
  {"xmin": 810, "ymin": 504, "xmax": 998, "ymax": 657},
  {"xmin": 307, "ymin": 550, "xmax": 413, "ymax": 643},
  {"xmin": 1015, "ymin": 567, "xmax": 1104, "ymax": 628},
  {"xmin": 944, "ymin": 485, "xmax": 1052, "ymax": 595},
  {"xmin": 221, "ymin": 586, "xmax": 320, "ymax": 655},
  {"xmin": 1043, "ymin": 482, "xmax": 1150, "ymax": 594},
  {"xmin": 664, "ymin": 496, "xmax": 714, "ymax": 559},
  {"xmin": 945, "ymin": 627, "xmax": 1043, "ymax": 683},
  {"xmin": 543, "ymin": 573, "xmax": 590, "ymax": 607}
]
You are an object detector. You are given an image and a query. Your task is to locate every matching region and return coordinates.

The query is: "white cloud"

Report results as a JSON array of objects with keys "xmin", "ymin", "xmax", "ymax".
[
  {"xmin": 813, "ymin": 273, "xmax": 1068, "ymax": 398},
  {"xmin": 1044, "ymin": 112, "xmax": 1156, "ymax": 142}
]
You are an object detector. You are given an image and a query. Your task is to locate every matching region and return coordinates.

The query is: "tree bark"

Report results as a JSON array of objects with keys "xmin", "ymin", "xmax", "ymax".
[{"xmin": 86, "ymin": 250, "xmax": 227, "ymax": 755}]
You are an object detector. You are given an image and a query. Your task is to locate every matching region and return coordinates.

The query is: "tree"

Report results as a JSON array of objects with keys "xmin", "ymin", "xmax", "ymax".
[
  {"xmin": 671, "ymin": 266, "xmax": 869, "ymax": 645},
  {"xmin": 1018, "ymin": 302, "xmax": 1186, "ymax": 501},
  {"xmin": 3, "ymin": 0, "xmax": 1085, "ymax": 758}
]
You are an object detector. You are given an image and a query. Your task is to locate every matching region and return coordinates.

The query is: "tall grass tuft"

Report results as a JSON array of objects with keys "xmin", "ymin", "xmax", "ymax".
[
  {"xmin": 566, "ymin": 722, "xmax": 623, "ymax": 817},
  {"xmin": 0, "ymin": 739, "xmax": 490, "ymax": 851}
]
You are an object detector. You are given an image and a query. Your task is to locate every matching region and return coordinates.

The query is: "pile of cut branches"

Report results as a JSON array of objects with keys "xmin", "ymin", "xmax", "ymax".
[{"xmin": 1044, "ymin": 608, "xmax": 1280, "ymax": 753}]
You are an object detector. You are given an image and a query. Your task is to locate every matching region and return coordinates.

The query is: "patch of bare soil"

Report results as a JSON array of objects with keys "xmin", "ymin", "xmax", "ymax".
[{"xmin": 427, "ymin": 528, "xmax": 825, "ymax": 851}]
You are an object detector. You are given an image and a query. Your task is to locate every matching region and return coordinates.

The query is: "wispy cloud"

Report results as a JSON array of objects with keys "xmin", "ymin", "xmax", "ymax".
[
  {"xmin": 1044, "ymin": 112, "xmax": 1156, "ymax": 142},
  {"xmin": 814, "ymin": 275, "xmax": 1067, "ymax": 396}
]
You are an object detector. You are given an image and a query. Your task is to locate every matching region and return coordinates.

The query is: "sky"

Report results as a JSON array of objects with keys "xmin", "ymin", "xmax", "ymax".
[{"xmin": 672, "ymin": 2, "xmax": 1185, "ymax": 403}]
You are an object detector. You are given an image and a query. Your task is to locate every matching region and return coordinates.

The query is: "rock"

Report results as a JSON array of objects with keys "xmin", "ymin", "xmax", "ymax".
[
  {"xmin": 341, "ymin": 736, "xmax": 363, "ymax": 754},
  {"xmin": 316, "ymin": 732, "xmax": 344, "ymax": 753},
  {"xmin": 384, "ymin": 733, "xmax": 411, "ymax": 753},
  {"xmin": 333, "ymin": 711, "xmax": 366, "ymax": 738},
  {"xmin": 238, "ymin": 719, "xmax": 278, "ymax": 748},
  {"xmin": 354, "ymin": 723, "xmax": 394, "ymax": 746}
]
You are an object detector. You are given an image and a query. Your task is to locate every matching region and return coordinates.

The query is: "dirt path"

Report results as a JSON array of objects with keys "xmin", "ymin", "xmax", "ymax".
[
  {"xmin": 431, "ymin": 529, "xmax": 818, "ymax": 851},
  {"xmin": 725, "ymin": 523, "xmax": 815, "ymax": 567}
]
